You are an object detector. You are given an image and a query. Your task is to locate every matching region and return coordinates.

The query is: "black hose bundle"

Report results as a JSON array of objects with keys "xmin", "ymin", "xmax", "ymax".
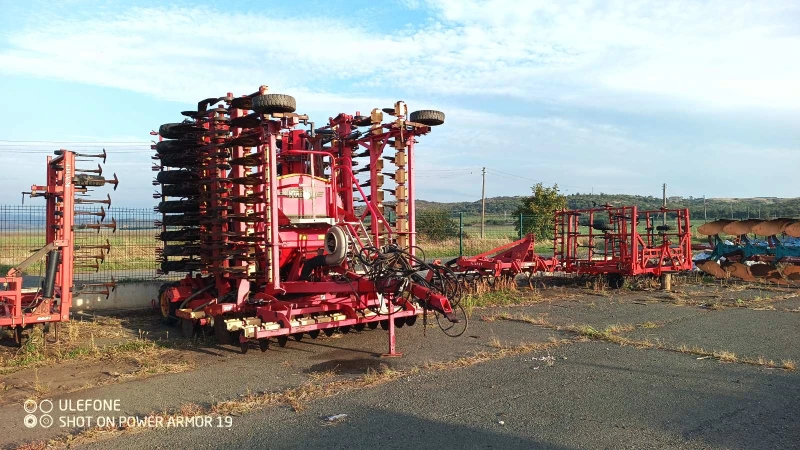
[{"xmin": 353, "ymin": 244, "xmax": 466, "ymax": 336}]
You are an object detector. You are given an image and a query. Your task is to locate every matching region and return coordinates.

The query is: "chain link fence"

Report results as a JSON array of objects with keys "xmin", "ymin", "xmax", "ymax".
[
  {"xmin": 416, "ymin": 211, "xmax": 538, "ymax": 262},
  {"xmin": 0, "ymin": 206, "xmax": 539, "ymax": 283},
  {"xmin": 0, "ymin": 205, "xmax": 164, "ymax": 285}
]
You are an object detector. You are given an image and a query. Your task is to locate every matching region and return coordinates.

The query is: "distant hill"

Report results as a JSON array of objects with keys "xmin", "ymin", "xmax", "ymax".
[{"xmin": 418, "ymin": 194, "xmax": 800, "ymax": 220}]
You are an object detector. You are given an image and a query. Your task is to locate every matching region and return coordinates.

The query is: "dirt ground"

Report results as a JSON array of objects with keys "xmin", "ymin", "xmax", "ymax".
[{"xmin": 1, "ymin": 276, "xmax": 798, "ymax": 449}]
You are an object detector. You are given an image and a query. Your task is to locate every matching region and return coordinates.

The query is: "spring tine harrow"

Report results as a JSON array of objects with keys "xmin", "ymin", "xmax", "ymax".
[
  {"xmin": 74, "ymin": 239, "xmax": 112, "ymax": 254},
  {"xmin": 75, "ymin": 206, "xmax": 106, "ymax": 221},
  {"xmin": 74, "ymin": 217, "xmax": 117, "ymax": 233},
  {"xmin": 74, "ymin": 193, "xmax": 112, "ymax": 208}
]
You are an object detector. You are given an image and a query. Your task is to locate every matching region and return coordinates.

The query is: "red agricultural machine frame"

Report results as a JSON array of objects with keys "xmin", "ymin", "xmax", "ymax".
[
  {"xmin": 0, "ymin": 150, "xmax": 117, "ymax": 344},
  {"xmin": 447, "ymin": 234, "xmax": 558, "ymax": 278},
  {"xmin": 153, "ymin": 87, "xmax": 460, "ymax": 356},
  {"xmin": 554, "ymin": 205, "xmax": 692, "ymax": 284},
  {"xmin": 447, "ymin": 205, "xmax": 692, "ymax": 287}
]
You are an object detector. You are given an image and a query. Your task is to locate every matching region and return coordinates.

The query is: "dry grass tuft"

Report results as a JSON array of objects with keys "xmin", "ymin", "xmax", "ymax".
[{"xmin": 782, "ymin": 359, "xmax": 796, "ymax": 371}]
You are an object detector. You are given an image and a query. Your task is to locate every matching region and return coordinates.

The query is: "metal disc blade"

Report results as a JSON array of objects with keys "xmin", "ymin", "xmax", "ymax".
[
  {"xmin": 725, "ymin": 262, "xmax": 756, "ymax": 282},
  {"xmin": 751, "ymin": 219, "xmax": 794, "ymax": 236},
  {"xmin": 780, "ymin": 265, "xmax": 800, "ymax": 283},
  {"xmin": 721, "ymin": 219, "xmax": 762, "ymax": 236},
  {"xmin": 697, "ymin": 260, "xmax": 727, "ymax": 278},
  {"xmin": 783, "ymin": 221, "xmax": 800, "ymax": 238},
  {"xmin": 697, "ymin": 220, "xmax": 734, "ymax": 236}
]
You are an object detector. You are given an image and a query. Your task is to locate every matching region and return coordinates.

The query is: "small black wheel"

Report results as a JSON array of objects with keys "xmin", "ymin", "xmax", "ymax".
[
  {"xmin": 410, "ymin": 110, "xmax": 445, "ymax": 126},
  {"xmin": 277, "ymin": 335, "xmax": 288, "ymax": 347},
  {"xmin": 406, "ymin": 315, "xmax": 418, "ymax": 327},
  {"xmin": 380, "ymin": 320, "xmax": 389, "ymax": 331},
  {"xmin": 292, "ymin": 333, "xmax": 303, "ymax": 342},
  {"xmin": 656, "ymin": 224, "xmax": 673, "ymax": 232},
  {"xmin": 309, "ymin": 330, "xmax": 320, "ymax": 339},
  {"xmin": 181, "ymin": 318, "xmax": 195, "ymax": 338},
  {"xmin": 323, "ymin": 328, "xmax": 335, "ymax": 337},
  {"xmin": 368, "ymin": 321, "xmax": 379, "ymax": 330},
  {"xmin": 213, "ymin": 316, "xmax": 231, "ymax": 345},
  {"xmin": 159, "ymin": 122, "xmax": 201, "ymax": 140},
  {"xmin": 606, "ymin": 274, "xmax": 625, "ymax": 289},
  {"xmin": 339, "ymin": 325, "xmax": 351, "ymax": 334},
  {"xmin": 354, "ymin": 323, "xmax": 366, "ymax": 332},
  {"xmin": 158, "ymin": 283, "xmax": 180, "ymax": 326},
  {"xmin": 394, "ymin": 317, "xmax": 405, "ymax": 328},
  {"xmin": 258, "ymin": 339, "xmax": 270, "ymax": 352},
  {"xmin": 13, "ymin": 326, "xmax": 23, "ymax": 347},
  {"xmin": 239, "ymin": 334, "xmax": 249, "ymax": 354},
  {"xmin": 251, "ymin": 94, "xmax": 296, "ymax": 114}
]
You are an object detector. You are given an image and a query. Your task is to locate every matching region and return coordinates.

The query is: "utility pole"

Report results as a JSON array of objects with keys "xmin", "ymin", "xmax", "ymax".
[
  {"xmin": 662, "ymin": 183, "xmax": 667, "ymax": 225},
  {"xmin": 481, "ymin": 167, "xmax": 486, "ymax": 238},
  {"xmin": 703, "ymin": 195, "xmax": 707, "ymax": 222}
]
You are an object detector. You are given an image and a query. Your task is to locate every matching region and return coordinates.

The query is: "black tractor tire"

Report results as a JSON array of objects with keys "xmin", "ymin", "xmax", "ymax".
[
  {"xmin": 161, "ymin": 183, "xmax": 199, "ymax": 197},
  {"xmin": 157, "ymin": 170, "xmax": 197, "ymax": 184},
  {"xmin": 160, "ymin": 260, "xmax": 191, "ymax": 273},
  {"xmin": 162, "ymin": 214, "xmax": 200, "ymax": 227},
  {"xmin": 158, "ymin": 153, "xmax": 197, "ymax": 169},
  {"xmin": 231, "ymin": 97, "xmax": 253, "ymax": 110},
  {"xmin": 410, "ymin": 110, "xmax": 445, "ymax": 126},
  {"xmin": 158, "ymin": 229, "xmax": 200, "ymax": 242},
  {"xmin": 157, "ymin": 200, "xmax": 199, "ymax": 214},
  {"xmin": 159, "ymin": 122, "xmax": 200, "ymax": 140},
  {"xmin": 251, "ymin": 94, "xmax": 296, "ymax": 114},
  {"xmin": 163, "ymin": 244, "xmax": 201, "ymax": 257},
  {"xmin": 592, "ymin": 221, "xmax": 613, "ymax": 232},
  {"xmin": 155, "ymin": 140, "xmax": 199, "ymax": 155}
]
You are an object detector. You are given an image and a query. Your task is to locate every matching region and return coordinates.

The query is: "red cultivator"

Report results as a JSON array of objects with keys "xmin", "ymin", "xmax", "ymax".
[
  {"xmin": 447, "ymin": 205, "xmax": 693, "ymax": 287},
  {"xmin": 554, "ymin": 205, "xmax": 692, "ymax": 286},
  {"xmin": 153, "ymin": 87, "xmax": 463, "ymax": 355},
  {"xmin": 446, "ymin": 234, "xmax": 558, "ymax": 279},
  {"xmin": 0, "ymin": 150, "xmax": 117, "ymax": 344}
]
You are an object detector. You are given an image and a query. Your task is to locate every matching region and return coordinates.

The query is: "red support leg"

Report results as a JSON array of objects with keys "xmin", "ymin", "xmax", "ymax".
[{"xmin": 381, "ymin": 315, "xmax": 403, "ymax": 358}]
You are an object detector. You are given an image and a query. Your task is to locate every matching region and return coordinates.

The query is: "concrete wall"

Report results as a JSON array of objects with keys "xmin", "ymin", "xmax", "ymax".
[{"xmin": 72, "ymin": 280, "xmax": 163, "ymax": 312}]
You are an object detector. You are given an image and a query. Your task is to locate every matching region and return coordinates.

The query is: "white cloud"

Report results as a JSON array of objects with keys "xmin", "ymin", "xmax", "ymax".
[{"xmin": 1, "ymin": 2, "xmax": 798, "ymax": 112}]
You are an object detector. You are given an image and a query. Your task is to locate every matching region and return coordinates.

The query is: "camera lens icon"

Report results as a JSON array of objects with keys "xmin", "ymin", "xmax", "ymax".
[
  {"xmin": 39, "ymin": 414, "xmax": 53, "ymax": 428},
  {"xmin": 23, "ymin": 414, "xmax": 37, "ymax": 428},
  {"xmin": 39, "ymin": 400, "xmax": 53, "ymax": 414},
  {"xmin": 23, "ymin": 399, "xmax": 38, "ymax": 414}
]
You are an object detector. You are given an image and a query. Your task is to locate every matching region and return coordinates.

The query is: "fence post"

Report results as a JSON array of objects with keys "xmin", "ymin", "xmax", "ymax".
[
  {"xmin": 519, "ymin": 214, "xmax": 523, "ymax": 239},
  {"xmin": 459, "ymin": 212, "xmax": 463, "ymax": 257}
]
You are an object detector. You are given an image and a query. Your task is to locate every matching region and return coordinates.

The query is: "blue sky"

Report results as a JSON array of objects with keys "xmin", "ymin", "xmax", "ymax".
[{"xmin": 0, "ymin": 0, "xmax": 798, "ymax": 207}]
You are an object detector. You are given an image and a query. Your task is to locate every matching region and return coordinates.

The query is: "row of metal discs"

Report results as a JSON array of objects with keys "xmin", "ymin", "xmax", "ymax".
[{"xmin": 153, "ymin": 93, "xmax": 299, "ymax": 273}]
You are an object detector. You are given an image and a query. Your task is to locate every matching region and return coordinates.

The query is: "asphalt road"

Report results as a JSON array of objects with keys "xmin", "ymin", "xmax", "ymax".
[
  {"xmin": 2, "ymin": 285, "xmax": 799, "ymax": 449},
  {"xmin": 76, "ymin": 341, "xmax": 800, "ymax": 450}
]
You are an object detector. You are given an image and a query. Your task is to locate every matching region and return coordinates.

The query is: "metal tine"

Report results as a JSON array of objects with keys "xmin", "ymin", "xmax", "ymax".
[
  {"xmin": 75, "ymin": 206, "xmax": 106, "ymax": 222},
  {"xmin": 76, "ymin": 164, "xmax": 103, "ymax": 176},
  {"xmin": 74, "ymin": 263, "xmax": 100, "ymax": 272},
  {"xmin": 75, "ymin": 288, "xmax": 112, "ymax": 299},
  {"xmin": 78, "ymin": 276, "xmax": 117, "ymax": 292},
  {"xmin": 74, "ymin": 217, "xmax": 117, "ymax": 233},
  {"xmin": 74, "ymin": 251, "xmax": 105, "ymax": 262},
  {"xmin": 74, "ymin": 193, "xmax": 112, "ymax": 208},
  {"xmin": 75, "ymin": 239, "xmax": 112, "ymax": 254}
]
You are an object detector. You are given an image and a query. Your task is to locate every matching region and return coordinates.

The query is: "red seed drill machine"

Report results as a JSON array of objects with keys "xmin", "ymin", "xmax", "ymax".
[{"xmin": 153, "ymin": 86, "xmax": 463, "ymax": 356}]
